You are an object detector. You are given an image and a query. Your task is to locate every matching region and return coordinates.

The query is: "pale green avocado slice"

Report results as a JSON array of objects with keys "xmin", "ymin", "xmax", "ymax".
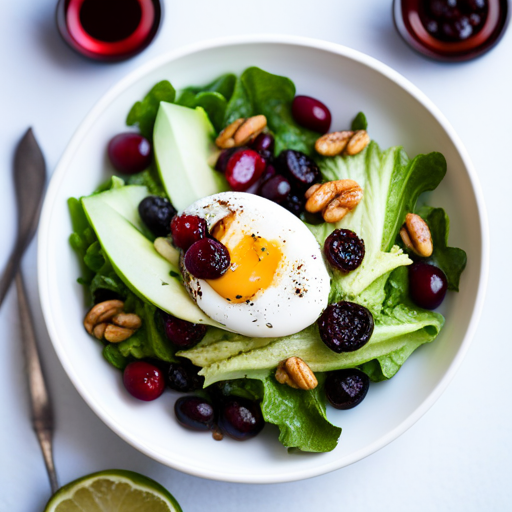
[
  {"xmin": 153, "ymin": 102, "xmax": 228, "ymax": 211},
  {"xmin": 81, "ymin": 185, "xmax": 222, "ymax": 327}
]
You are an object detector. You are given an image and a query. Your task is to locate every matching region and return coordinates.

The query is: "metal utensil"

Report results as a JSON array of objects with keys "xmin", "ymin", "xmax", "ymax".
[
  {"xmin": 3, "ymin": 129, "xmax": 58, "ymax": 492},
  {"xmin": 0, "ymin": 128, "xmax": 46, "ymax": 307}
]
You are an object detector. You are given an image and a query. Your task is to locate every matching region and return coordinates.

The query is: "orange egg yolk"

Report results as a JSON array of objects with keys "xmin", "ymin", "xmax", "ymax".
[{"xmin": 206, "ymin": 215, "xmax": 283, "ymax": 303}]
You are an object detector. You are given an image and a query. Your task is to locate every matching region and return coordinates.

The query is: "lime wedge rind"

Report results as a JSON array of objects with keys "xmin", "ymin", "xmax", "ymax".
[{"xmin": 44, "ymin": 469, "xmax": 183, "ymax": 512}]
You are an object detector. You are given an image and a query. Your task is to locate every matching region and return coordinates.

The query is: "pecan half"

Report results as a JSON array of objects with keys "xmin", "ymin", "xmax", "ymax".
[
  {"xmin": 83, "ymin": 300, "xmax": 124, "ymax": 335},
  {"xmin": 84, "ymin": 300, "xmax": 141, "ymax": 342},
  {"xmin": 104, "ymin": 325, "xmax": 135, "ymax": 343},
  {"xmin": 275, "ymin": 357, "xmax": 318, "ymax": 390},
  {"xmin": 215, "ymin": 116, "xmax": 267, "ymax": 149},
  {"xmin": 305, "ymin": 179, "xmax": 363, "ymax": 223},
  {"xmin": 315, "ymin": 129, "xmax": 369, "ymax": 157},
  {"xmin": 400, "ymin": 213, "xmax": 433, "ymax": 257}
]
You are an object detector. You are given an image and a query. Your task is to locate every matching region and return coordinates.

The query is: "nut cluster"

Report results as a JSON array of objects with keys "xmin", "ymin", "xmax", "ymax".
[
  {"xmin": 275, "ymin": 357, "xmax": 318, "ymax": 390},
  {"xmin": 84, "ymin": 300, "xmax": 142, "ymax": 343},
  {"xmin": 315, "ymin": 130, "xmax": 370, "ymax": 157},
  {"xmin": 215, "ymin": 115, "xmax": 267, "ymax": 149},
  {"xmin": 305, "ymin": 179, "xmax": 363, "ymax": 223},
  {"xmin": 399, "ymin": 213, "xmax": 433, "ymax": 257}
]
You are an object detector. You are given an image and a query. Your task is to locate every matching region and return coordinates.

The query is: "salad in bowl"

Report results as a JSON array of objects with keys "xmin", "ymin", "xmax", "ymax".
[{"xmin": 68, "ymin": 66, "xmax": 466, "ymax": 453}]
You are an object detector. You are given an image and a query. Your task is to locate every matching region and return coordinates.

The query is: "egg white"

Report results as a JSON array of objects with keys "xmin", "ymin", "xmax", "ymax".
[{"xmin": 181, "ymin": 192, "xmax": 330, "ymax": 338}]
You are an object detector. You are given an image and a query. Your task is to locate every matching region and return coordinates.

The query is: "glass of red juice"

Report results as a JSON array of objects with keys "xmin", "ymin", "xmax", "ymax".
[
  {"xmin": 56, "ymin": 0, "xmax": 162, "ymax": 62},
  {"xmin": 393, "ymin": 0, "xmax": 510, "ymax": 62}
]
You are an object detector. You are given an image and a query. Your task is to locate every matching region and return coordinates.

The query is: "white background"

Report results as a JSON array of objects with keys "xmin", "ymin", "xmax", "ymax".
[{"xmin": 1, "ymin": 0, "xmax": 510, "ymax": 510}]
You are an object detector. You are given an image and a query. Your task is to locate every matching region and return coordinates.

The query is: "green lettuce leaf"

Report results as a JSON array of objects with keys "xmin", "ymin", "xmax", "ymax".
[
  {"xmin": 127, "ymin": 81, "xmax": 176, "ymax": 139},
  {"xmin": 415, "ymin": 206, "xmax": 467, "ymax": 291},
  {"xmin": 224, "ymin": 67, "xmax": 319, "ymax": 156},
  {"xmin": 312, "ymin": 142, "xmax": 446, "ymax": 303},
  {"xmin": 126, "ymin": 165, "xmax": 165, "ymax": 196},
  {"xmin": 260, "ymin": 374, "xmax": 341, "ymax": 452},
  {"xmin": 351, "ymin": 111, "xmax": 368, "ymax": 131}
]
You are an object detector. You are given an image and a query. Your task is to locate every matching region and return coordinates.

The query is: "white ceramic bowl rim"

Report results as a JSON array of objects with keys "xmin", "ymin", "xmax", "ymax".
[{"xmin": 37, "ymin": 34, "xmax": 489, "ymax": 484}]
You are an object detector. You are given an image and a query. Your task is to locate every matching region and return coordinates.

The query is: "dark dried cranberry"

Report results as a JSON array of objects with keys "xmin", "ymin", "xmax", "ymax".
[
  {"xmin": 108, "ymin": 132, "xmax": 152, "ymax": 175},
  {"xmin": 282, "ymin": 193, "xmax": 305, "ymax": 217},
  {"xmin": 171, "ymin": 214, "xmax": 207, "ymax": 251},
  {"xmin": 409, "ymin": 262, "xmax": 448, "ymax": 309},
  {"xmin": 324, "ymin": 229, "xmax": 365, "ymax": 273},
  {"xmin": 163, "ymin": 314, "xmax": 207, "ymax": 349},
  {"xmin": 167, "ymin": 361, "xmax": 204, "ymax": 392},
  {"xmin": 219, "ymin": 397, "xmax": 264, "ymax": 441},
  {"xmin": 292, "ymin": 95, "xmax": 332, "ymax": 134},
  {"xmin": 251, "ymin": 133, "xmax": 275, "ymax": 154},
  {"xmin": 325, "ymin": 369, "xmax": 370, "ymax": 410},
  {"xmin": 138, "ymin": 196, "xmax": 176, "ymax": 237},
  {"xmin": 225, "ymin": 149, "xmax": 266, "ymax": 192},
  {"xmin": 215, "ymin": 147, "xmax": 239, "ymax": 173},
  {"xmin": 259, "ymin": 175, "xmax": 291, "ymax": 204},
  {"xmin": 278, "ymin": 150, "xmax": 320, "ymax": 191},
  {"xmin": 175, "ymin": 396, "xmax": 215, "ymax": 431},
  {"xmin": 185, "ymin": 238, "xmax": 230, "ymax": 279},
  {"xmin": 318, "ymin": 302, "xmax": 374, "ymax": 353},
  {"xmin": 260, "ymin": 164, "xmax": 277, "ymax": 183},
  {"xmin": 123, "ymin": 361, "xmax": 165, "ymax": 401}
]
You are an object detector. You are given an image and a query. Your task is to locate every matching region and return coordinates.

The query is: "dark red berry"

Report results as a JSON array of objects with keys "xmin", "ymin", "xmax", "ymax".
[
  {"xmin": 219, "ymin": 397, "xmax": 264, "ymax": 441},
  {"xmin": 251, "ymin": 133, "xmax": 275, "ymax": 154},
  {"xmin": 171, "ymin": 214, "xmax": 207, "ymax": 251},
  {"xmin": 324, "ymin": 229, "xmax": 365, "ymax": 273},
  {"xmin": 278, "ymin": 150, "xmax": 320, "ymax": 191},
  {"xmin": 282, "ymin": 193, "xmax": 305, "ymax": 217},
  {"xmin": 292, "ymin": 95, "xmax": 332, "ymax": 134},
  {"xmin": 123, "ymin": 361, "xmax": 165, "ymax": 401},
  {"xmin": 225, "ymin": 149, "xmax": 266, "ymax": 192},
  {"xmin": 138, "ymin": 196, "xmax": 176, "ymax": 237},
  {"xmin": 260, "ymin": 163, "xmax": 277, "ymax": 183},
  {"xmin": 185, "ymin": 238, "xmax": 230, "ymax": 279},
  {"xmin": 167, "ymin": 361, "xmax": 204, "ymax": 392},
  {"xmin": 108, "ymin": 133, "xmax": 152, "ymax": 174},
  {"xmin": 325, "ymin": 369, "xmax": 370, "ymax": 410},
  {"xmin": 163, "ymin": 313, "xmax": 207, "ymax": 349},
  {"xmin": 175, "ymin": 396, "xmax": 215, "ymax": 431},
  {"xmin": 409, "ymin": 262, "xmax": 448, "ymax": 309},
  {"xmin": 318, "ymin": 301, "xmax": 374, "ymax": 353},
  {"xmin": 259, "ymin": 175, "xmax": 291, "ymax": 203},
  {"xmin": 215, "ymin": 147, "xmax": 239, "ymax": 173}
]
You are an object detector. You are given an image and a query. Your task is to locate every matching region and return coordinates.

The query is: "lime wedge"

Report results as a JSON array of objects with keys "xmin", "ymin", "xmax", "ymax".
[{"xmin": 44, "ymin": 470, "xmax": 183, "ymax": 512}]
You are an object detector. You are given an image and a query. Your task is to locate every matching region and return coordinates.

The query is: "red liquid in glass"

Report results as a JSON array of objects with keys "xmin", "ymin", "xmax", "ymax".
[
  {"xmin": 393, "ymin": 0, "xmax": 510, "ymax": 61},
  {"xmin": 56, "ymin": 0, "xmax": 162, "ymax": 61}
]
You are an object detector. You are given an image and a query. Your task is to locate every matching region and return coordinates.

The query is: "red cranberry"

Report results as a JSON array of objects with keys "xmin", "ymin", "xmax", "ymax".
[
  {"xmin": 185, "ymin": 238, "xmax": 230, "ymax": 279},
  {"xmin": 324, "ymin": 229, "xmax": 365, "ymax": 273},
  {"xmin": 108, "ymin": 133, "xmax": 152, "ymax": 175},
  {"xmin": 251, "ymin": 133, "xmax": 275, "ymax": 154},
  {"xmin": 175, "ymin": 396, "xmax": 215, "ymax": 431},
  {"xmin": 123, "ymin": 361, "xmax": 165, "ymax": 401},
  {"xmin": 409, "ymin": 262, "xmax": 448, "ymax": 309},
  {"xmin": 225, "ymin": 149, "xmax": 266, "ymax": 192},
  {"xmin": 171, "ymin": 214, "xmax": 207, "ymax": 251},
  {"xmin": 259, "ymin": 175, "xmax": 291, "ymax": 204},
  {"xmin": 318, "ymin": 301, "xmax": 374, "ymax": 353},
  {"xmin": 325, "ymin": 369, "xmax": 370, "ymax": 410},
  {"xmin": 163, "ymin": 314, "xmax": 207, "ymax": 349},
  {"xmin": 219, "ymin": 397, "xmax": 264, "ymax": 441},
  {"xmin": 292, "ymin": 95, "xmax": 332, "ymax": 134},
  {"xmin": 260, "ymin": 163, "xmax": 277, "ymax": 183}
]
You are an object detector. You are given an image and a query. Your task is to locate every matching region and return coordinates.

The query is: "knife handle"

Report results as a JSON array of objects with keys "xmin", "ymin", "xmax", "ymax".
[{"xmin": 16, "ymin": 272, "xmax": 59, "ymax": 494}]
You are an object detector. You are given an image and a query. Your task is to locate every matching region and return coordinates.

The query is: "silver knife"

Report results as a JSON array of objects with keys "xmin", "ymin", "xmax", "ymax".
[{"xmin": 3, "ymin": 129, "xmax": 58, "ymax": 492}]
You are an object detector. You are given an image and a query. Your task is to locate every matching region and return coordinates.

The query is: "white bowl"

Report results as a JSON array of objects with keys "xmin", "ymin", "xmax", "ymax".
[{"xmin": 38, "ymin": 35, "xmax": 488, "ymax": 483}]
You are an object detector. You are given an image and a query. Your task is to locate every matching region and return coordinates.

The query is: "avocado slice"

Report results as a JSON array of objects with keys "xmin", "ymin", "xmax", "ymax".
[
  {"xmin": 82, "ymin": 185, "xmax": 222, "ymax": 327},
  {"xmin": 153, "ymin": 102, "xmax": 228, "ymax": 211}
]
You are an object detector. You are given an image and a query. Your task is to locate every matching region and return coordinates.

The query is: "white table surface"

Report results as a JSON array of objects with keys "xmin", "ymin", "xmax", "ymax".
[{"xmin": 1, "ymin": 0, "xmax": 510, "ymax": 510}]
